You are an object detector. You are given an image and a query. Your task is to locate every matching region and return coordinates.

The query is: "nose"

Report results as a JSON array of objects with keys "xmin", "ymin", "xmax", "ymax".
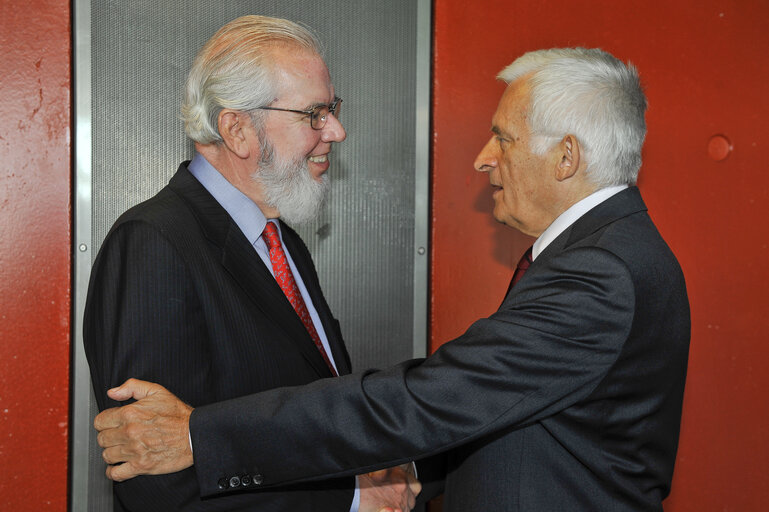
[
  {"xmin": 474, "ymin": 137, "xmax": 497, "ymax": 173},
  {"xmin": 321, "ymin": 113, "xmax": 346, "ymax": 143}
]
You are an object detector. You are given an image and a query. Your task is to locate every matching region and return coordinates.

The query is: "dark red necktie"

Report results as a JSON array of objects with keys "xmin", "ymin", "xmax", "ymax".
[
  {"xmin": 262, "ymin": 222, "xmax": 337, "ymax": 376},
  {"xmin": 505, "ymin": 246, "xmax": 533, "ymax": 299}
]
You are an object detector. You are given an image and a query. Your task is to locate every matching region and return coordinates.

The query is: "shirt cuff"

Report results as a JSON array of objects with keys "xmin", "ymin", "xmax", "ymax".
[{"xmin": 349, "ymin": 475, "xmax": 360, "ymax": 512}]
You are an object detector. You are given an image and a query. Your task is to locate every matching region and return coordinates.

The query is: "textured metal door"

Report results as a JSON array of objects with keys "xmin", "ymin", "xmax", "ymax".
[{"xmin": 73, "ymin": 1, "xmax": 431, "ymax": 509}]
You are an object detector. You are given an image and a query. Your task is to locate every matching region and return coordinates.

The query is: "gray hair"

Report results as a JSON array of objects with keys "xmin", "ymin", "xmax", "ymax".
[
  {"xmin": 498, "ymin": 48, "xmax": 647, "ymax": 187},
  {"xmin": 182, "ymin": 15, "xmax": 323, "ymax": 144}
]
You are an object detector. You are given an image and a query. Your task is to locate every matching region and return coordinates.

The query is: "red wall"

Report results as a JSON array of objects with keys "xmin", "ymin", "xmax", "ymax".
[
  {"xmin": 431, "ymin": 0, "xmax": 769, "ymax": 509},
  {"xmin": 0, "ymin": 0, "xmax": 71, "ymax": 510},
  {"xmin": 0, "ymin": 1, "xmax": 766, "ymax": 509}
]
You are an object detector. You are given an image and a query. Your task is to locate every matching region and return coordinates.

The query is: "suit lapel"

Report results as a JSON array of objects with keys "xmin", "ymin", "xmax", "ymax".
[
  {"xmin": 168, "ymin": 163, "xmax": 335, "ymax": 378},
  {"xmin": 280, "ymin": 222, "xmax": 352, "ymax": 375}
]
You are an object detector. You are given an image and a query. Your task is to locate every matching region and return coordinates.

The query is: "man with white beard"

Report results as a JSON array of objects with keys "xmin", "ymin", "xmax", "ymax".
[{"xmin": 83, "ymin": 15, "xmax": 419, "ymax": 512}]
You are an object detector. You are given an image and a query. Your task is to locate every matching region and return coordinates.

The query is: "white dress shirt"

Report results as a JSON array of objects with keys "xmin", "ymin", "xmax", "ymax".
[{"xmin": 532, "ymin": 185, "xmax": 628, "ymax": 261}]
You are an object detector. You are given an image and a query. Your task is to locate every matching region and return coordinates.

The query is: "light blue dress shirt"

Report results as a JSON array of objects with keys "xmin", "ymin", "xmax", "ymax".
[{"xmin": 188, "ymin": 153, "xmax": 339, "ymax": 373}]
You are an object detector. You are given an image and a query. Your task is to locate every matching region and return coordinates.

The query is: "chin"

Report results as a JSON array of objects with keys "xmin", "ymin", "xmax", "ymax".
[{"xmin": 491, "ymin": 206, "xmax": 505, "ymax": 224}]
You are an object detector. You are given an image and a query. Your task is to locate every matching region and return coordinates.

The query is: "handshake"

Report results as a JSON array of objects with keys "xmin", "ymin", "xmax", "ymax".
[{"xmin": 95, "ymin": 379, "xmax": 422, "ymax": 512}]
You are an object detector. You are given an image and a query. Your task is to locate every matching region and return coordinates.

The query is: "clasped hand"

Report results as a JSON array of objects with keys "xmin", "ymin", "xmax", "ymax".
[{"xmin": 360, "ymin": 464, "xmax": 421, "ymax": 512}]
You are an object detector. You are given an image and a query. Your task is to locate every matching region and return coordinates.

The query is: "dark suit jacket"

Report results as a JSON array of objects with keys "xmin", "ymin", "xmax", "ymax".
[
  {"xmin": 84, "ymin": 163, "xmax": 354, "ymax": 511},
  {"xmin": 191, "ymin": 187, "xmax": 690, "ymax": 511}
]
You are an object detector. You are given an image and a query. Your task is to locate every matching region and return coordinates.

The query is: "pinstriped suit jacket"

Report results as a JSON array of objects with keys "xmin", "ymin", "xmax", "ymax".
[{"xmin": 84, "ymin": 162, "xmax": 354, "ymax": 511}]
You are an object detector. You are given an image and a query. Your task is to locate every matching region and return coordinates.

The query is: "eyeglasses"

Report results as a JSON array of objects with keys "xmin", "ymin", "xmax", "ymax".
[{"xmin": 256, "ymin": 97, "xmax": 342, "ymax": 130}]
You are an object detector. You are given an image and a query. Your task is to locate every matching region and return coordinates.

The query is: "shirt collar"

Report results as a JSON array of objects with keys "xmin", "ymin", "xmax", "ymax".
[
  {"xmin": 188, "ymin": 152, "xmax": 268, "ymax": 245},
  {"xmin": 532, "ymin": 185, "xmax": 628, "ymax": 260}
]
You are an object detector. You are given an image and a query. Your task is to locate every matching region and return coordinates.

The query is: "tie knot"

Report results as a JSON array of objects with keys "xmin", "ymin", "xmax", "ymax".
[
  {"xmin": 517, "ymin": 247, "xmax": 533, "ymax": 272},
  {"xmin": 262, "ymin": 221, "xmax": 281, "ymax": 250}
]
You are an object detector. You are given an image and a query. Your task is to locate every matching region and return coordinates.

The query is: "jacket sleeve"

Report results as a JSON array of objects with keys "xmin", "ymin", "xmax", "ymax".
[
  {"xmin": 84, "ymin": 220, "xmax": 217, "ymax": 511},
  {"xmin": 190, "ymin": 245, "xmax": 636, "ymax": 497}
]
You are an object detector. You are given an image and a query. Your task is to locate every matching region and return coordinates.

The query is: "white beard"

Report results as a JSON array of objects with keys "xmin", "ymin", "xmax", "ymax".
[{"xmin": 252, "ymin": 137, "xmax": 330, "ymax": 225}]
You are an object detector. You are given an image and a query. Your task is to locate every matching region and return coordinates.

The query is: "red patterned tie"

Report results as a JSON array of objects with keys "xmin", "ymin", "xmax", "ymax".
[
  {"xmin": 262, "ymin": 222, "xmax": 337, "ymax": 376},
  {"xmin": 504, "ymin": 246, "xmax": 533, "ymax": 299}
]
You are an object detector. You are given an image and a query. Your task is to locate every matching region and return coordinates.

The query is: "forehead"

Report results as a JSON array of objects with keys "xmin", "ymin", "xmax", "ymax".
[
  {"xmin": 492, "ymin": 79, "xmax": 531, "ymax": 132},
  {"xmin": 270, "ymin": 46, "xmax": 333, "ymax": 103}
]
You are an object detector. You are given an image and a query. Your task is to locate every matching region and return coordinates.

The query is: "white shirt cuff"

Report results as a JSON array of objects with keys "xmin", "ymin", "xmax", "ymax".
[{"xmin": 349, "ymin": 475, "xmax": 360, "ymax": 512}]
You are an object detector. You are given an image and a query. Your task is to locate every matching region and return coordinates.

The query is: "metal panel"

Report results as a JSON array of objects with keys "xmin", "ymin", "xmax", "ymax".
[
  {"xmin": 72, "ymin": 0, "xmax": 99, "ymax": 508},
  {"xmin": 73, "ymin": 0, "xmax": 431, "ymax": 509}
]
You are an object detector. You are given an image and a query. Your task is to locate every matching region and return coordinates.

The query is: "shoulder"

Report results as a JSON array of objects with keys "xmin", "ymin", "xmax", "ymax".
[
  {"xmin": 591, "ymin": 211, "xmax": 686, "ymax": 290},
  {"xmin": 93, "ymin": 186, "xmax": 203, "ymax": 271},
  {"xmin": 111, "ymin": 185, "xmax": 190, "ymax": 231}
]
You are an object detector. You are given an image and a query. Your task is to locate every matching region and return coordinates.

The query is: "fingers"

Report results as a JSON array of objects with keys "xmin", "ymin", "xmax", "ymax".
[
  {"xmin": 370, "ymin": 465, "xmax": 418, "ymax": 511},
  {"xmin": 96, "ymin": 424, "xmax": 126, "ymax": 449},
  {"xmin": 399, "ymin": 462, "xmax": 417, "ymax": 477},
  {"xmin": 392, "ymin": 465, "xmax": 420, "ymax": 510},
  {"xmin": 366, "ymin": 468, "xmax": 390, "ymax": 482},
  {"xmin": 94, "ymin": 406, "xmax": 124, "ymax": 432},
  {"xmin": 101, "ymin": 445, "xmax": 123, "ymax": 466},
  {"xmin": 105, "ymin": 461, "xmax": 140, "ymax": 482},
  {"xmin": 92, "ymin": 387, "xmax": 195, "ymax": 482},
  {"xmin": 402, "ymin": 464, "xmax": 421, "ymax": 498},
  {"xmin": 106, "ymin": 378, "xmax": 164, "ymax": 402}
]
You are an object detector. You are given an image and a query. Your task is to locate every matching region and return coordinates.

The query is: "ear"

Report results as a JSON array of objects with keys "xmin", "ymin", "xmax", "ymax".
[
  {"xmin": 218, "ymin": 110, "xmax": 254, "ymax": 159},
  {"xmin": 555, "ymin": 134, "xmax": 582, "ymax": 182}
]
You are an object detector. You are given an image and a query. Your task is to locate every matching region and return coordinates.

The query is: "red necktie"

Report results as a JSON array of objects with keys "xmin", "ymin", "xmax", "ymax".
[
  {"xmin": 504, "ymin": 246, "xmax": 533, "ymax": 299},
  {"xmin": 262, "ymin": 222, "xmax": 337, "ymax": 376},
  {"xmin": 511, "ymin": 247, "xmax": 533, "ymax": 288}
]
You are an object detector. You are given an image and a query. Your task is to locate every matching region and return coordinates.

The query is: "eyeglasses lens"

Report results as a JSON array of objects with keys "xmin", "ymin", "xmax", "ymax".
[{"xmin": 310, "ymin": 100, "xmax": 341, "ymax": 130}]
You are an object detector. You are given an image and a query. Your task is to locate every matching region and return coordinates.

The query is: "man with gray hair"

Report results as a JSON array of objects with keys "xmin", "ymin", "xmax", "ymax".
[
  {"xmin": 94, "ymin": 47, "xmax": 690, "ymax": 511},
  {"xmin": 84, "ymin": 15, "xmax": 419, "ymax": 512}
]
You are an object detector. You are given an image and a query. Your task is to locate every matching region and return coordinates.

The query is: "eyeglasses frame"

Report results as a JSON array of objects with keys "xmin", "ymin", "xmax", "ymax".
[{"xmin": 256, "ymin": 97, "xmax": 342, "ymax": 130}]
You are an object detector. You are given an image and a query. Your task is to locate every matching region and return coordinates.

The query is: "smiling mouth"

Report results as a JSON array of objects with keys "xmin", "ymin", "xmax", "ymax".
[{"xmin": 308, "ymin": 154, "xmax": 328, "ymax": 163}]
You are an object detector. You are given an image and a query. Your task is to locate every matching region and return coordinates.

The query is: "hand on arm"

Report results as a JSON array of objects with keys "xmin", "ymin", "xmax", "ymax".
[
  {"xmin": 358, "ymin": 464, "xmax": 421, "ymax": 512},
  {"xmin": 94, "ymin": 378, "xmax": 193, "ymax": 482}
]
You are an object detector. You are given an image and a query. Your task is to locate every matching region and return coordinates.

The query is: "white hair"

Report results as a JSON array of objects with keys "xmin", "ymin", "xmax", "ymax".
[
  {"xmin": 498, "ymin": 48, "xmax": 647, "ymax": 186},
  {"xmin": 251, "ymin": 136, "xmax": 329, "ymax": 225},
  {"xmin": 182, "ymin": 15, "xmax": 323, "ymax": 144}
]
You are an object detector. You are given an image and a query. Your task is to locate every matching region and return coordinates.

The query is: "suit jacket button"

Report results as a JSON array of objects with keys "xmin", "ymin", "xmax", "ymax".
[
  {"xmin": 229, "ymin": 476, "xmax": 241, "ymax": 488},
  {"xmin": 253, "ymin": 473, "xmax": 264, "ymax": 485},
  {"xmin": 241, "ymin": 474, "xmax": 252, "ymax": 486},
  {"xmin": 217, "ymin": 477, "xmax": 229, "ymax": 489}
]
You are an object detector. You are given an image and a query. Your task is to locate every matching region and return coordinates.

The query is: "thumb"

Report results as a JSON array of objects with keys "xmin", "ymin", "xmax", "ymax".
[
  {"xmin": 366, "ymin": 468, "xmax": 390, "ymax": 482},
  {"xmin": 107, "ymin": 378, "xmax": 163, "ymax": 402}
]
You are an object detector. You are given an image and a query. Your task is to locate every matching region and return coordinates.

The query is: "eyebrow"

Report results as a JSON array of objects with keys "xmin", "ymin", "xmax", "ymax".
[
  {"xmin": 304, "ymin": 101, "xmax": 328, "ymax": 111},
  {"xmin": 303, "ymin": 96, "xmax": 338, "ymax": 111},
  {"xmin": 491, "ymin": 125, "xmax": 511, "ymax": 139}
]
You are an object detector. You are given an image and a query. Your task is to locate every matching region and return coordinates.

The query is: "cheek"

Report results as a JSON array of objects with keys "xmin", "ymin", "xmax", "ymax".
[
  {"xmin": 305, "ymin": 133, "xmax": 325, "ymax": 153},
  {"xmin": 498, "ymin": 162, "xmax": 520, "ymax": 196},
  {"xmin": 279, "ymin": 132, "xmax": 320, "ymax": 158}
]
